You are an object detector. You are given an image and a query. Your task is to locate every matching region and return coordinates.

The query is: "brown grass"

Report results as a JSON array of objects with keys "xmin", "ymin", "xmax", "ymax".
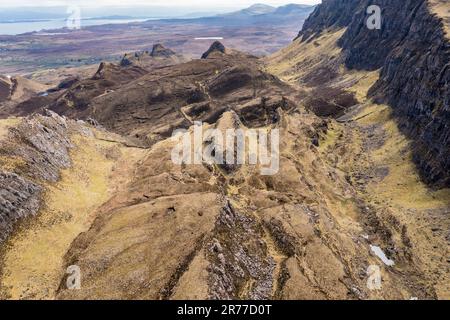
[
  {"xmin": 0, "ymin": 133, "xmax": 145, "ymax": 299},
  {"xmin": 428, "ymin": 0, "xmax": 450, "ymax": 38}
]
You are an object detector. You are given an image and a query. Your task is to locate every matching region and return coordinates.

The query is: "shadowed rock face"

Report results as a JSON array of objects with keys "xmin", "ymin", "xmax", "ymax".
[
  {"xmin": 299, "ymin": 0, "xmax": 450, "ymax": 188},
  {"xmin": 297, "ymin": 0, "xmax": 356, "ymax": 41},
  {"xmin": 150, "ymin": 44, "xmax": 177, "ymax": 58},
  {"xmin": 0, "ymin": 77, "xmax": 13, "ymax": 103},
  {"xmin": 202, "ymin": 41, "xmax": 227, "ymax": 59}
]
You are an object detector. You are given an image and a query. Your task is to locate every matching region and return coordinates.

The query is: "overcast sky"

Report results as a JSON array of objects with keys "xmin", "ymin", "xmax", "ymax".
[{"xmin": 0, "ymin": 0, "xmax": 321, "ymax": 8}]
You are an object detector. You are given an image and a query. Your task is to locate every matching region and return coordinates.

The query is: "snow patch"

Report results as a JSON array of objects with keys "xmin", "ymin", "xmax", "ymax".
[{"xmin": 370, "ymin": 245, "xmax": 395, "ymax": 266}]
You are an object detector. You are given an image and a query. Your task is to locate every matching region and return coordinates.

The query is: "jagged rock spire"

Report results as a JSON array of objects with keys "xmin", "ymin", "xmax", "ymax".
[{"xmin": 201, "ymin": 41, "xmax": 226, "ymax": 59}]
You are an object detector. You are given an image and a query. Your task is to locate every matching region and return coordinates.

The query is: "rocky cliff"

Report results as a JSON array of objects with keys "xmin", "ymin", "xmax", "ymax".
[
  {"xmin": 1, "ymin": 26, "xmax": 449, "ymax": 298},
  {"xmin": 298, "ymin": 0, "xmax": 450, "ymax": 188},
  {"xmin": 0, "ymin": 112, "xmax": 74, "ymax": 242}
]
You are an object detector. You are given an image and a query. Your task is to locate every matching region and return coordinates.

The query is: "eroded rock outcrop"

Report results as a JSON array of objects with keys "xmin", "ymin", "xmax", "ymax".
[
  {"xmin": 120, "ymin": 44, "xmax": 184, "ymax": 69},
  {"xmin": 150, "ymin": 44, "xmax": 177, "ymax": 58},
  {"xmin": 202, "ymin": 41, "xmax": 227, "ymax": 59},
  {"xmin": 0, "ymin": 172, "xmax": 41, "ymax": 243},
  {"xmin": 0, "ymin": 111, "xmax": 85, "ymax": 243}
]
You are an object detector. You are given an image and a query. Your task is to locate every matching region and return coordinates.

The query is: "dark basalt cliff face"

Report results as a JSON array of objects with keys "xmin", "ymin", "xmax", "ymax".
[
  {"xmin": 299, "ymin": 0, "xmax": 450, "ymax": 188},
  {"xmin": 297, "ymin": 0, "xmax": 355, "ymax": 41}
]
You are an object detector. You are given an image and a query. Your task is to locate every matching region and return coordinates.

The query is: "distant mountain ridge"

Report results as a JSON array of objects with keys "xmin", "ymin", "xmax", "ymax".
[
  {"xmin": 221, "ymin": 4, "xmax": 277, "ymax": 16},
  {"xmin": 0, "ymin": 4, "xmax": 315, "ymax": 23},
  {"xmin": 220, "ymin": 3, "xmax": 316, "ymax": 19},
  {"xmin": 158, "ymin": 3, "xmax": 316, "ymax": 27}
]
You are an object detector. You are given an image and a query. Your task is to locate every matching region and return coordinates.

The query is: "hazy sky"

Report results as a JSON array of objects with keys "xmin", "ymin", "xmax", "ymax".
[{"xmin": 0, "ymin": 0, "xmax": 321, "ymax": 8}]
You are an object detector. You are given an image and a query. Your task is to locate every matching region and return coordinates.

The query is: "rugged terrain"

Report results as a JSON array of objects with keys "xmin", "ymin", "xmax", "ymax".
[
  {"xmin": 0, "ymin": 4, "xmax": 314, "ymax": 77},
  {"xmin": 0, "ymin": 0, "xmax": 449, "ymax": 300}
]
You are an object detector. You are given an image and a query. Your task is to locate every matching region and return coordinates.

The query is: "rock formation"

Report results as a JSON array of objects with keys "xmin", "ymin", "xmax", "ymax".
[
  {"xmin": 297, "ymin": 0, "xmax": 450, "ymax": 188},
  {"xmin": 0, "ymin": 111, "xmax": 76, "ymax": 242},
  {"xmin": 201, "ymin": 41, "xmax": 227, "ymax": 59},
  {"xmin": 0, "ymin": 1, "xmax": 449, "ymax": 300},
  {"xmin": 150, "ymin": 44, "xmax": 177, "ymax": 58},
  {"xmin": 120, "ymin": 44, "xmax": 185, "ymax": 69}
]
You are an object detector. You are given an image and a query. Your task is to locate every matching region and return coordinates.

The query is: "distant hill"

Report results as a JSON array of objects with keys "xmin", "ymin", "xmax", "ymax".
[
  {"xmin": 273, "ymin": 4, "xmax": 315, "ymax": 15},
  {"xmin": 220, "ymin": 3, "xmax": 315, "ymax": 20},
  {"xmin": 159, "ymin": 3, "xmax": 316, "ymax": 27},
  {"xmin": 222, "ymin": 4, "xmax": 277, "ymax": 17}
]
